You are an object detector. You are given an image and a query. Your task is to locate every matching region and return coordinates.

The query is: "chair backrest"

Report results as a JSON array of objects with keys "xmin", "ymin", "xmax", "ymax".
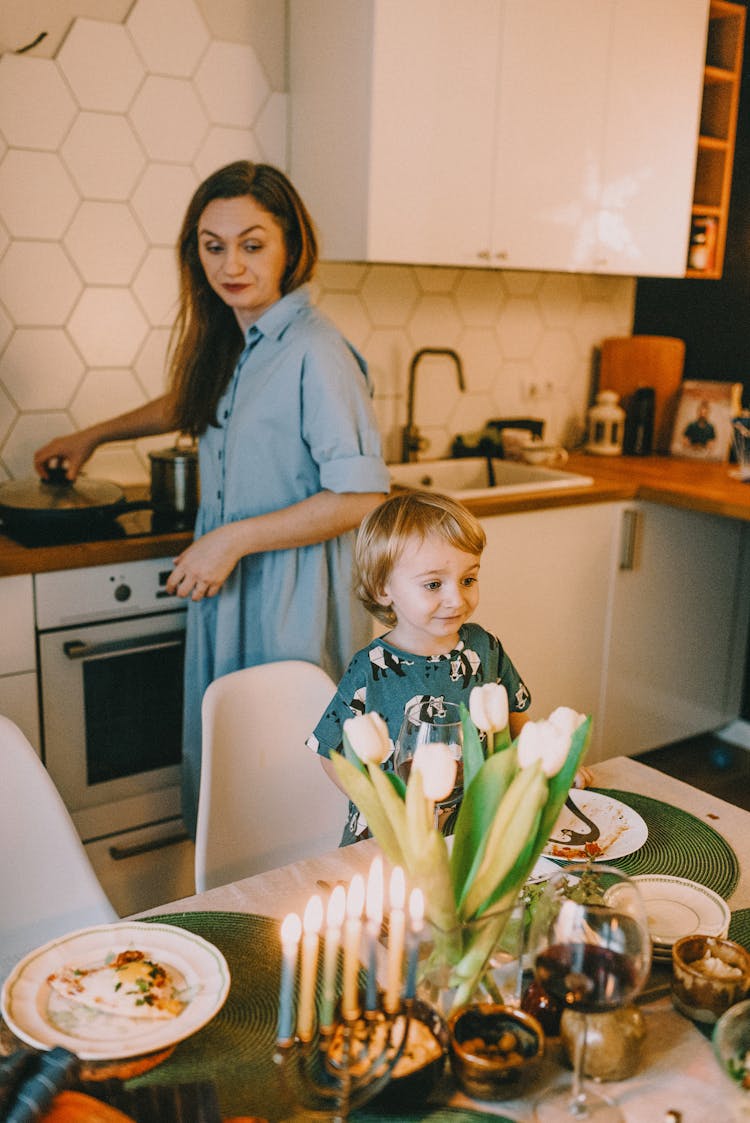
[
  {"xmin": 195, "ymin": 660, "xmax": 347, "ymax": 892},
  {"xmin": 0, "ymin": 715, "xmax": 118, "ymax": 980}
]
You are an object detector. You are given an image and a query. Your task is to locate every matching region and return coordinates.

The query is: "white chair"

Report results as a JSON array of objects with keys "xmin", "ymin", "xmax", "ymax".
[
  {"xmin": 0, "ymin": 715, "xmax": 118, "ymax": 978},
  {"xmin": 195, "ymin": 660, "xmax": 348, "ymax": 892}
]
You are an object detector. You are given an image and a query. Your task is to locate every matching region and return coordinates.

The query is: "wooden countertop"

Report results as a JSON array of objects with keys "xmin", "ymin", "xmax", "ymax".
[{"xmin": 1, "ymin": 453, "xmax": 749, "ymax": 577}]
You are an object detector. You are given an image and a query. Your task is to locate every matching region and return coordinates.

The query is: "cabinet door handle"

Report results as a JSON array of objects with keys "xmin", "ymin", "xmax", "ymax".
[
  {"xmin": 109, "ymin": 829, "xmax": 189, "ymax": 861},
  {"xmin": 619, "ymin": 508, "xmax": 640, "ymax": 570}
]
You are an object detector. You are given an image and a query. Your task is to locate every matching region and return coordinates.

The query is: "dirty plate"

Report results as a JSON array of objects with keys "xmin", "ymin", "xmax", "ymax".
[
  {"xmin": 1, "ymin": 921, "xmax": 230, "ymax": 1060},
  {"xmin": 543, "ymin": 791, "xmax": 648, "ymax": 863}
]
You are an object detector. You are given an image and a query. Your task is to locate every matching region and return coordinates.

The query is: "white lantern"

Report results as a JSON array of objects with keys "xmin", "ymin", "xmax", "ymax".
[{"xmin": 586, "ymin": 390, "xmax": 625, "ymax": 456}]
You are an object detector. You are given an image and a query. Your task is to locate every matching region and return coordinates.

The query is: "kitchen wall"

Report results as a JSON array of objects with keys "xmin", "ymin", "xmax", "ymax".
[{"xmin": 0, "ymin": 0, "xmax": 635, "ymax": 483}]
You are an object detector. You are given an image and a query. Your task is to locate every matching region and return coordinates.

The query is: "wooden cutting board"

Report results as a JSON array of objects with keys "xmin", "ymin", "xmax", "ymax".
[{"xmin": 599, "ymin": 336, "xmax": 686, "ymax": 453}]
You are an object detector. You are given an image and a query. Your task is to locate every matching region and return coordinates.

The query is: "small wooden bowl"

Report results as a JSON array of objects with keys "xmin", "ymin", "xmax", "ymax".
[{"xmin": 448, "ymin": 1003, "xmax": 544, "ymax": 1101}]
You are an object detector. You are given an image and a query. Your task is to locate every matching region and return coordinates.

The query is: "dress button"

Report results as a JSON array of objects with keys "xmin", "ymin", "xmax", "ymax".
[{"xmin": 217, "ymin": 491, "xmax": 222, "ymax": 500}]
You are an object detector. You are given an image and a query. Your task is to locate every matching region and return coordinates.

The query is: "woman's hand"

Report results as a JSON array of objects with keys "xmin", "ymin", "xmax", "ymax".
[
  {"xmin": 34, "ymin": 431, "xmax": 100, "ymax": 481},
  {"xmin": 166, "ymin": 525, "xmax": 243, "ymax": 600}
]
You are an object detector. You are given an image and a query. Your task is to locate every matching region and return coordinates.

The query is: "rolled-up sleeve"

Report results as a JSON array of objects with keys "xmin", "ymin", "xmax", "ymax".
[{"xmin": 302, "ymin": 335, "xmax": 390, "ymax": 495}]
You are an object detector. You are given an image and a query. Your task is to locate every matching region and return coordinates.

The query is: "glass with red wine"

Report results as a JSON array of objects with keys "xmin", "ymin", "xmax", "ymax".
[{"xmin": 528, "ymin": 863, "xmax": 652, "ymax": 1122}]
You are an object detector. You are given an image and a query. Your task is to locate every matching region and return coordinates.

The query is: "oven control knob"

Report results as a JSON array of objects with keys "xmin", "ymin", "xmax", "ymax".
[{"xmin": 114, "ymin": 583, "xmax": 132, "ymax": 602}]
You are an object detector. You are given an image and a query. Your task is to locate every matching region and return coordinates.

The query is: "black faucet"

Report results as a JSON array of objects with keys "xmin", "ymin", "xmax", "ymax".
[{"xmin": 401, "ymin": 347, "xmax": 466, "ymax": 463}]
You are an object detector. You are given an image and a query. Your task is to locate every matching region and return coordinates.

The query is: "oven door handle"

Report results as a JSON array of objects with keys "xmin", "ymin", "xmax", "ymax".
[{"xmin": 63, "ymin": 629, "xmax": 185, "ymax": 662}]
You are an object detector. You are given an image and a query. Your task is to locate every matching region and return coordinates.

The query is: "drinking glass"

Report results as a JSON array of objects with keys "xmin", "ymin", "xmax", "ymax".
[
  {"xmin": 394, "ymin": 700, "xmax": 464, "ymax": 830},
  {"xmin": 528, "ymin": 863, "xmax": 652, "ymax": 1122}
]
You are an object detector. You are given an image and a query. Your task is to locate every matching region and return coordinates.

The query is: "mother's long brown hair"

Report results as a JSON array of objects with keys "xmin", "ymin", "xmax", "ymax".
[{"xmin": 168, "ymin": 161, "xmax": 318, "ymax": 435}]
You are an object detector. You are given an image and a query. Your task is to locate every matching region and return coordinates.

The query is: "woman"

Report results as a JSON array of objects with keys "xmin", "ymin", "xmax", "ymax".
[{"xmin": 35, "ymin": 161, "xmax": 390, "ymax": 836}]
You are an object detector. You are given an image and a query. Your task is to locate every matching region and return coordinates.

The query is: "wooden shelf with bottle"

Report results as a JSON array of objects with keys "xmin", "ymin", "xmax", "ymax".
[{"xmin": 686, "ymin": 0, "xmax": 745, "ymax": 279}]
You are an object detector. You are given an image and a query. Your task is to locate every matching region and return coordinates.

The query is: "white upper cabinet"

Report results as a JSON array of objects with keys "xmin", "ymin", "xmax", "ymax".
[{"xmin": 289, "ymin": 0, "xmax": 709, "ymax": 276}]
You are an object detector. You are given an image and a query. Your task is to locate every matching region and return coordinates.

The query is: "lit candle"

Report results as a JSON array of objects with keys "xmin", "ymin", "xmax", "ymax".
[
  {"xmin": 320, "ymin": 884, "xmax": 346, "ymax": 1030},
  {"xmin": 342, "ymin": 873, "xmax": 365, "ymax": 1020},
  {"xmin": 277, "ymin": 912, "xmax": 301, "ymax": 1044},
  {"xmin": 404, "ymin": 888, "xmax": 424, "ymax": 1000},
  {"xmin": 296, "ymin": 895, "xmax": 323, "ymax": 1042},
  {"xmin": 384, "ymin": 867, "xmax": 406, "ymax": 1014},
  {"xmin": 364, "ymin": 857, "xmax": 384, "ymax": 1012}
]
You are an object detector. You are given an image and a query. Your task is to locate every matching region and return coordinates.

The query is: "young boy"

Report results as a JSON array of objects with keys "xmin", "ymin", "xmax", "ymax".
[{"xmin": 307, "ymin": 489, "xmax": 531, "ymax": 844}]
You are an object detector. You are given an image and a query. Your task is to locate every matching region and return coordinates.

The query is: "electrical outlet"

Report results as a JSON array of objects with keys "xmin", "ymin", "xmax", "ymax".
[{"xmin": 522, "ymin": 377, "xmax": 555, "ymax": 401}]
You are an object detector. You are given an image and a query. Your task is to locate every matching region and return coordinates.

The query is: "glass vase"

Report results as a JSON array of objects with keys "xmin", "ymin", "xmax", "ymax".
[{"xmin": 417, "ymin": 896, "xmax": 526, "ymax": 1018}]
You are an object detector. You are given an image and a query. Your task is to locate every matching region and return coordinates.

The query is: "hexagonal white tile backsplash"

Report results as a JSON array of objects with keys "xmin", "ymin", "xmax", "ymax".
[{"xmin": 0, "ymin": 0, "xmax": 634, "ymax": 484}]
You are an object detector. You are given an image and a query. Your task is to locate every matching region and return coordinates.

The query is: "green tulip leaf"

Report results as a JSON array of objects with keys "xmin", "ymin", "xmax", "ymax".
[
  {"xmin": 367, "ymin": 762, "xmax": 407, "ymax": 867},
  {"xmin": 328, "ymin": 752, "xmax": 403, "ymax": 867},
  {"xmin": 385, "ymin": 770, "xmax": 406, "ymax": 800},
  {"xmin": 534, "ymin": 716, "xmax": 592, "ymax": 850},
  {"xmin": 459, "ymin": 702, "xmax": 485, "ymax": 788},
  {"xmin": 460, "ymin": 762, "xmax": 547, "ymax": 920},
  {"xmin": 450, "ymin": 746, "xmax": 519, "ymax": 906}
]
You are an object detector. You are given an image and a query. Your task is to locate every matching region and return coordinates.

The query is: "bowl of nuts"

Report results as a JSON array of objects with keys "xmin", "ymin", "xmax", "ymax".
[{"xmin": 447, "ymin": 1003, "xmax": 545, "ymax": 1100}]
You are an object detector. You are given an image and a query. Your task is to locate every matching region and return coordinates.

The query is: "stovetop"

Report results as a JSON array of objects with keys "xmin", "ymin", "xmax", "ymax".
[{"xmin": 0, "ymin": 507, "xmax": 195, "ymax": 549}]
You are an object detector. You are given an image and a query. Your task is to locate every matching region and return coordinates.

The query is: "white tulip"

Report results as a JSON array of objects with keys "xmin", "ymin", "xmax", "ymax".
[
  {"xmin": 517, "ymin": 718, "xmax": 570, "ymax": 777},
  {"xmin": 412, "ymin": 743, "xmax": 458, "ymax": 803},
  {"xmin": 343, "ymin": 712, "xmax": 394, "ymax": 765},
  {"xmin": 548, "ymin": 706, "xmax": 586, "ymax": 739},
  {"xmin": 469, "ymin": 682, "xmax": 509, "ymax": 734}
]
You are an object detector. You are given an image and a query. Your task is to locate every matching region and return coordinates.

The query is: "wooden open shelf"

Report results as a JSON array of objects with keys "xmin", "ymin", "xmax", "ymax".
[{"xmin": 686, "ymin": 0, "xmax": 745, "ymax": 279}]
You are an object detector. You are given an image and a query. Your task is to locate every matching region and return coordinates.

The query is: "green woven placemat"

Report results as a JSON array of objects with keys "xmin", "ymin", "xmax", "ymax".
[
  {"xmin": 592, "ymin": 788, "xmax": 739, "ymax": 898},
  {"xmin": 134, "ymin": 912, "xmax": 417, "ymax": 1122},
  {"xmin": 133, "ymin": 912, "xmax": 298, "ymax": 1121},
  {"xmin": 729, "ymin": 908, "xmax": 750, "ymax": 950}
]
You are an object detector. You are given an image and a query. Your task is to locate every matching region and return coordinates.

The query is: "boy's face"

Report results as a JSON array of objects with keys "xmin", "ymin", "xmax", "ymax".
[{"xmin": 377, "ymin": 532, "xmax": 480, "ymax": 655}]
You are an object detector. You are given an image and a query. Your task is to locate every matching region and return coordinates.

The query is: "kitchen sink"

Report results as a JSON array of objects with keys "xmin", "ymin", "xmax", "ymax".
[{"xmin": 389, "ymin": 457, "xmax": 593, "ymax": 499}]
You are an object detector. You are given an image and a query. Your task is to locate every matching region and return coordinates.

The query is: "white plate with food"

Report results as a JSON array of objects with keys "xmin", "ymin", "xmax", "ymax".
[
  {"xmin": 1, "ymin": 921, "xmax": 230, "ymax": 1060},
  {"xmin": 542, "ymin": 791, "xmax": 648, "ymax": 863},
  {"xmin": 633, "ymin": 875, "xmax": 731, "ymax": 948}
]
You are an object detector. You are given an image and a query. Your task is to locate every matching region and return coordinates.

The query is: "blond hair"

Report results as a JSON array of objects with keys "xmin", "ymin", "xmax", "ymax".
[{"xmin": 355, "ymin": 490, "xmax": 486, "ymax": 627}]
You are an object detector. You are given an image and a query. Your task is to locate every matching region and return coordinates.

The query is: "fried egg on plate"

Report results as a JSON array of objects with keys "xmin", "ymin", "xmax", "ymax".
[{"xmin": 47, "ymin": 949, "xmax": 185, "ymax": 1019}]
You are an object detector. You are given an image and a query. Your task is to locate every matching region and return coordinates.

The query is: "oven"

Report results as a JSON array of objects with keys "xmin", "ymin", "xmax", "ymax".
[{"xmin": 34, "ymin": 557, "xmax": 195, "ymax": 914}]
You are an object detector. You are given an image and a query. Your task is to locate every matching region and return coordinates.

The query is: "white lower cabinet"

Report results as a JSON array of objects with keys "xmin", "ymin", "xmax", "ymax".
[
  {"xmin": 599, "ymin": 502, "xmax": 750, "ymax": 759},
  {"xmin": 479, "ymin": 503, "xmax": 620, "ymax": 737},
  {"xmin": 0, "ymin": 574, "xmax": 40, "ymax": 749},
  {"xmin": 85, "ymin": 817, "xmax": 196, "ymax": 918},
  {"xmin": 480, "ymin": 501, "xmax": 750, "ymax": 765}
]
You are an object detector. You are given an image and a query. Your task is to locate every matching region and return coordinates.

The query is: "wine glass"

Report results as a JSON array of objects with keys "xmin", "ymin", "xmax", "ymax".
[
  {"xmin": 394, "ymin": 700, "xmax": 464, "ymax": 830},
  {"xmin": 528, "ymin": 863, "xmax": 652, "ymax": 1122}
]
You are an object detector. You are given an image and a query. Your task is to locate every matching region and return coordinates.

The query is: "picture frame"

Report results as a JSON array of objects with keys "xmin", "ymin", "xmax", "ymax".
[{"xmin": 669, "ymin": 379, "xmax": 743, "ymax": 462}]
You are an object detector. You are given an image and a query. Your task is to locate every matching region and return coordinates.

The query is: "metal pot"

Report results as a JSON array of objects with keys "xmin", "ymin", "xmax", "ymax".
[
  {"xmin": 0, "ymin": 470, "xmax": 150, "ymax": 538},
  {"xmin": 148, "ymin": 437, "xmax": 199, "ymax": 522}
]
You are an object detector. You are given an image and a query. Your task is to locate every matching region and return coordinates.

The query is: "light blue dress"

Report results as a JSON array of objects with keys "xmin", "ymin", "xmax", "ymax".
[{"xmin": 181, "ymin": 286, "xmax": 390, "ymax": 836}]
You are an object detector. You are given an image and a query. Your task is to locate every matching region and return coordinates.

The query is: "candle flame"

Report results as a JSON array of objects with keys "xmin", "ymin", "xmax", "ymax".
[
  {"xmin": 303, "ymin": 894, "xmax": 323, "ymax": 934},
  {"xmin": 408, "ymin": 888, "xmax": 425, "ymax": 930},
  {"xmin": 389, "ymin": 866, "xmax": 405, "ymax": 911},
  {"xmin": 346, "ymin": 873, "xmax": 365, "ymax": 920},
  {"xmin": 327, "ymin": 883, "xmax": 346, "ymax": 928},
  {"xmin": 281, "ymin": 912, "xmax": 302, "ymax": 945},
  {"xmin": 366, "ymin": 856, "xmax": 384, "ymax": 923}
]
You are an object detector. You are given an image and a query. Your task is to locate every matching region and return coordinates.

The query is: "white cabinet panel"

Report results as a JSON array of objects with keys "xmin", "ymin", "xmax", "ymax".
[
  {"xmin": 0, "ymin": 671, "xmax": 40, "ymax": 750},
  {"xmin": 479, "ymin": 504, "xmax": 620, "ymax": 737},
  {"xmin": 597, "ymin": 0, "xmax": 708, "ymax": 276},
  {"xmin": 491, "ymin": 1, "xmax": 612, "ymax": 272},
  {"xmin": 289, "ymin": 0, "xmax": 708, "ymax": 276},
  {"xmin": 86, "ymin": 817, "xmax": 195, "ymax": 918},
  {"xmin": 600, "ymin": 503, "xmax": 750, "ymax": 757},
  {"xmin": 0, "ymin": 574, "xmax": 35, "ymax": 675}
]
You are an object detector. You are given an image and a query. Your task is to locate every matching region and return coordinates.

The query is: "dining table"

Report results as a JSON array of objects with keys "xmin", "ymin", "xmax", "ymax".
[
  {"xmin": 3, "ymin": 754, "xmax": 749, "ymax": 1123},
  {"xmin": 124, "ymin": 754, "xmax": 749, "ymax": 1122}
]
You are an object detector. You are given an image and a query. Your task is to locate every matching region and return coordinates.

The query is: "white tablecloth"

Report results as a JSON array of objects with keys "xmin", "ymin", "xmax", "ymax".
[{"xmin": 136, "ymin": 756, "xmax": 749, "ymax": 1122}]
